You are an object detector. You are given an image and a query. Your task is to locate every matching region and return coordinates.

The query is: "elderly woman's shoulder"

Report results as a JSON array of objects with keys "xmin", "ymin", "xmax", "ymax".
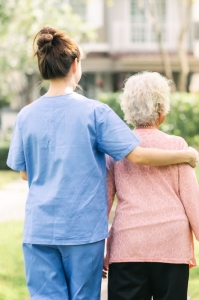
[{"xmin": 163, "ymin": 132, "xmax": 188, "ymax": 150}]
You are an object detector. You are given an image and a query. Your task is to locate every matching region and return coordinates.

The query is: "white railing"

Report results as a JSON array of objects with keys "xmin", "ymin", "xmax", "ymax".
[{"xmin": 111, "ymin": 21, "xmax": 181, "ymax": 52}]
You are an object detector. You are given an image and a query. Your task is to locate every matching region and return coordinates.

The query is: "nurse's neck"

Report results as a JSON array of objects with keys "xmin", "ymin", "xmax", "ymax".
[{"xmin": 44, "ymin": 77, "xmax": 74, "ymax": 97}]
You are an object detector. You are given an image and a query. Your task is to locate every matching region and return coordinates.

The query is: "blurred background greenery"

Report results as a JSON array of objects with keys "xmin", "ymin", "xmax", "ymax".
[
  {"xmin": 100, "ymin": 92, "xmax": 199, "ymax": 146},
  {"xmin": 1, "ymin": 0, "xmax": 199, "ymax": 157},
  {"xmin": 1, "ymin": 0, "xmax": 199, "ymax": 299}
]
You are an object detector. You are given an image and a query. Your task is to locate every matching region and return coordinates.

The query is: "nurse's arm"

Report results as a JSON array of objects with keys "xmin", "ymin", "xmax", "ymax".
[
  {"xmin": 126, "ymin": 146, "xmax": 198, "ymax": 167},
  {"xmin": 20, "ymin": 171, "xmax": 28, "ymax": 181}
]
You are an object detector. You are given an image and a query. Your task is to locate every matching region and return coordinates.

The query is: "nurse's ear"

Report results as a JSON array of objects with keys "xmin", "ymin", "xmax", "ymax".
[{"xmin": 72, "ymin": 58, "xmax": 78, "ymax": 73}]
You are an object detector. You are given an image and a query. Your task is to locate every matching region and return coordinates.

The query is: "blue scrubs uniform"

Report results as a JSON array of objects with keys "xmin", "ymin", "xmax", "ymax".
[{"xmin": 7, "ymin": 92, "xmax": 140, "ymax": 299}]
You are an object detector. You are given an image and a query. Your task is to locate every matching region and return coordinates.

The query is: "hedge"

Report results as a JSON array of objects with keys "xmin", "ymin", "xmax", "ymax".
[
  {"xmin": 161, "ymin": 93, "xmax": 199, "ymax": 146},
  {"xmin": 0, "ymin": 147, "xmax": 10, "ymax": 170},
  {"xmin": 99, "ymin": 92, "xmax": 199, "ymax": 146},
  {"xmin": 1, "ymin": 92, "xmax": 199, "ymax": 170}
]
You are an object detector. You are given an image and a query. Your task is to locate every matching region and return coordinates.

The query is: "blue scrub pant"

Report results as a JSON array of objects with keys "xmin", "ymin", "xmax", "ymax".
[{"xmin": 23, "ymin": 240, "xmax": 105, "ymax": 300}]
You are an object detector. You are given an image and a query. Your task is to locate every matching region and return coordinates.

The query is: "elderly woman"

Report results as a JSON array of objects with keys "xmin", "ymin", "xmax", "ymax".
[{"xmin": 105, "ymin": 72, "xmax": 199, "ymax": 300}]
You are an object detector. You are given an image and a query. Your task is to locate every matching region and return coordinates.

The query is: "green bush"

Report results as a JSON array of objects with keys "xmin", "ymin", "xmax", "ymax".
[
  {"xmin": 99, "ymin": 92, "xmax": 199, "ymax": 146},
  {"xmin": 0, "ymin": 147, "xmax": 10, "ymax": 170},
  {"xmin": 1, "ymin": 92, "xmax": 199, "ymax": 170},
  {"xmin": 99, "ymin": 92, "xmax": 124, "ymax": 121},
  {"xmin": 161, "ymin": 93, "xmax": 199, "ymax": 146}
]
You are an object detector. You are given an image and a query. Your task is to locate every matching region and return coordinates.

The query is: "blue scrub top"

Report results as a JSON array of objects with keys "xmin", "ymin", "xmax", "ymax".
[{"xmin": 7, "ymin": 92, "xmax": 140, "ymax": 245}]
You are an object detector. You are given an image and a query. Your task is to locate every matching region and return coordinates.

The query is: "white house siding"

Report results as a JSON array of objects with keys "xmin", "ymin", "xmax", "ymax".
[
  {"xmin": 108, "ymin": 0, "xmax": 185, "ymax": 53},
  {"xmin": 86, "ymin": 0, "xmax": 104, "ymax": 28},
  {"xmin": 81, "ymin": 0, "xmax": 195, "ymax": 54},
  {"xmin": 0, "ymin": 111, "xmax": 17, "ymax": 134},
  {"xmin": 193, "ymin": 0, "xmax": 199, "ymax": 57}
]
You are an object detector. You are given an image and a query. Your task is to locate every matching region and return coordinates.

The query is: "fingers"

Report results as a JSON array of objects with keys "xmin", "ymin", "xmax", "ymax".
[
  {"xmin": 102, "ymin": 264, "xmax": 109, "ymax": 279},
  {"xmin": 189, "ymin": 160, "xmax": 198, "ymax": 168},
  {"xmin": 188, "ymin": 147, "xmax": 199, "ymax": 168},
  {"xmin": 103, "ymin": 265, "xmax": 108, "ymax": 271},
  {"xmin": 102, "ymin": 270, "xmax": 107, "ymax": 279}
]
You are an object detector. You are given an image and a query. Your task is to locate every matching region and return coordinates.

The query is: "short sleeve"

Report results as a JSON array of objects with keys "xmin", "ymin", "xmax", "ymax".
[
  {"xmin": 7, "ymin": 117, "xmax": 26, "ymax": 171},
  {"xmin": 95, "ymin": 105, "xmax": 140, "ymax": 161}
]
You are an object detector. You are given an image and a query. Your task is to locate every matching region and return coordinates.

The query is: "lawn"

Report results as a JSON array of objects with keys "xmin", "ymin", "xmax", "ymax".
[
  {"xmin": 0, "ymin": 169, "xmax": 199, "ymax": 299},
  {"xmin": 0, "ymin": 221, "xmax": 198, "ymax": 299},
  {"xmin": 189, "ymin": 242, "xmax": 199, "ymax": 299},
  {"xmin": 190, "ymin": 165, "xmax": 199, "ymax": 298},
  {"xmin": 0, "ymin": 222, "xmax": 29, "ymax": 300},
  {"xmin": 0, "ymin": 170, "xmax": 19, "ymax": 189}
]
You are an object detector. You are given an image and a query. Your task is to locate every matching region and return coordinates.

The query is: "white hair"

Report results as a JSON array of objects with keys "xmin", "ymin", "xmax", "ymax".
[{"xmin": 120, "ymin": 72, "xmax": 171, "ymax": 127}]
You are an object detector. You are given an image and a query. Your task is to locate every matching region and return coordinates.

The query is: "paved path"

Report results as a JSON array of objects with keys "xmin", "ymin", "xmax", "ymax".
[
  {"xmin": 0, "ymin": 178, "xmax": 108, "ymax": 299},
  {"xmin": 0, "ymin": 179, "xmax": 28, "ymax": 222}
]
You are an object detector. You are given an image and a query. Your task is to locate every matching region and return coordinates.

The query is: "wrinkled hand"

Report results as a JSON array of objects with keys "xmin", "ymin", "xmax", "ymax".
[
  {"xmin": 188, "ymin": 147, "xmax": 199, "ymax": 168},
  {"xmin": 102, "ymin": 264, "xmax": 108, "ymax": 279}
]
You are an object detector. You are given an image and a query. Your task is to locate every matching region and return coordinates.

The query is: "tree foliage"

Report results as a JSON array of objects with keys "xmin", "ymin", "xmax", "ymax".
[
  {"xmin": 137, "ymin": 0, "xmax": 195, "ymax": 92},
  {"xmin": 0, "ymin": 0, "xmax": 95, "ymax": 107}
]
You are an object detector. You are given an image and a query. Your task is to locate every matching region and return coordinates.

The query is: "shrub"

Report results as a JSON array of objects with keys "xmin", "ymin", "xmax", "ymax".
[
  {"xmin": 161, "ymin": 93, "xmax": 199, "ymax": 146},
  {"xmin": 99, "ymin": 92, "xmax": 124, "ymax": 121},
  {"xmin": 99, "ymin": 92, "xmax": 199, "ymax": 146},
  {"xmin": 0, "ymin": 147, "xmax": 10, "ymax": 170}
]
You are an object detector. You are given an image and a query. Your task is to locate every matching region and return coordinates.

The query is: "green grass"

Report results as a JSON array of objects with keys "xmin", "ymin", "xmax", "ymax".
[
  {"xmin": 0, "ymin": 221, "xmax": 198, "ymax": 300},
  {"xmin": 0, "ymin": 222, "xmax": 29, "ymax": 300},
  {"xmin": 194, "ymin": 165, "xmax": 199, "ymax": 182},
  {"xmin": 0, "ymin": 170, "xmax": 19, "ymax": 189},
  {"xmin": 0, "ymin": 166, "xmax": 198, "ymax": 299},
  {"xmin": 0, "ymin": 140, "xmax": 10, "ymax": 148},
  {"xmin": 189, "ymin": 241, "xmax": 199, "ymax": 299}
]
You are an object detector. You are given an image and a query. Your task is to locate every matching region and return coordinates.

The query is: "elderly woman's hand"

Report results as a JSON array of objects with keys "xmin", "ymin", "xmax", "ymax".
[
  {"xmin": 187, "ymin": 147, "xmax": 199, "ymax": 168},
  {"xmin": 102, "ymin": 263, "xmax": 108, "ymax": 279}
]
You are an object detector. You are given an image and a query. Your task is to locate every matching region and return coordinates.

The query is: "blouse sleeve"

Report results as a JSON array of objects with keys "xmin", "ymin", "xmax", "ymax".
[
  {"xmin": 7, "ymin": 116, "xmax": 26, "ymax": 171},
  {"xmin": 105, "ymin": 155, "xmax": 116, "ymax": 266},
  {"xmin": 178, "ymin": 138, "xmax": 199, "ymax": 241},
  {"xmin": 106, "ymin": 155, "xmax": 116, "ymax": 217}
]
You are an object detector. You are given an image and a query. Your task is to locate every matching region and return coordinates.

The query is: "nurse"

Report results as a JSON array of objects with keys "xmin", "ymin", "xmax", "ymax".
[{"xmin": 7, "ymin": 26, "xmax": 198, "ymax": 300}]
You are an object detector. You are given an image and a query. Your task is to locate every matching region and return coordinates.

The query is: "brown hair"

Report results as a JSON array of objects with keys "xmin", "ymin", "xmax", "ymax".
[{"xmin": 33, "ymin": 26, "xmax": 80, "ymax": 80}]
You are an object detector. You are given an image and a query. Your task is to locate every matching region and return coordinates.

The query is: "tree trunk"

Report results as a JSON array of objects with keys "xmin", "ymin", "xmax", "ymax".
[
  {"xmin": 156, "ymin": 31, "xmax": 175, "ymax": 87},
  {"xmin": 138, "ymin": 0, "xmax": 176, "ymax": 91},
  {"xmin": 177, "ymin": 1, "xmax": 192, "ymax": 92}
]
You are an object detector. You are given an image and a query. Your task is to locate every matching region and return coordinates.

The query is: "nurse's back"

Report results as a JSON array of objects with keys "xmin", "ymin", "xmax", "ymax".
[
  {"xmin": 16, "ymin": 92, "xmax": 109, "ymax": 244},
  {"xmin": 10, "ymin": 89, "xmax": 139, "ymax": 244}
]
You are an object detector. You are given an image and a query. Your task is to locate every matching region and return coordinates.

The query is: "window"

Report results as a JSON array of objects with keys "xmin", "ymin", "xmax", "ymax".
[
  {"xmin": 194, "ymin": 23, "xmax": 199, "ymax": 40},
  {"xmin": 130, "ymin": 0, "xmax": 166, "ymax": 43},
  {"xmin": 69, "ymin": 0, "xmax": 87, "ymax": 21}
]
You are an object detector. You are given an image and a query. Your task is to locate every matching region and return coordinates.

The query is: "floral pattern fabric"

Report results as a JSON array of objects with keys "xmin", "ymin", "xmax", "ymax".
[{"xmin": 106, "ymin": 129, "xmax": 199, "ymax": 268}]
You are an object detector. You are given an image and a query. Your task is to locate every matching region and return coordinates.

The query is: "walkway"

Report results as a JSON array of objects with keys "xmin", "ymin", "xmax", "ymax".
[
  {"xmin": 0, "ymin": 178, "xmax": 108, "ymax": 299},
  {"xmin": 0, "ymin": 179, "xmax": 27, "ymax": 222}
]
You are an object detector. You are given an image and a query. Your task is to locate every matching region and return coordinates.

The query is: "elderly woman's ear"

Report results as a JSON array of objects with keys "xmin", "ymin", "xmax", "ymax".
[{"xmin": 157, "ymin": 113, "xmax": 166, "ymax": 126}]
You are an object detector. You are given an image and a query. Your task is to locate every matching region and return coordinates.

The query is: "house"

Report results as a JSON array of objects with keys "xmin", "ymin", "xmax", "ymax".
[
  {"xmin": 2, "ymin": 0, "xmax": 199, "ymax": 134},
  {"xmin": 68, "ymin": 0, "xmax": 199, "ymax": 98}
]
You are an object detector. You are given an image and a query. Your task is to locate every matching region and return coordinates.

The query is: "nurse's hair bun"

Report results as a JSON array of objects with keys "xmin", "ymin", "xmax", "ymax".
[
  {"xmin": 33, "ymin": 25, "xmax": 81, "ymax": 80},
  {"xmin": 36, "ymin": 26, "xmax": 55, "ymax": 52}
]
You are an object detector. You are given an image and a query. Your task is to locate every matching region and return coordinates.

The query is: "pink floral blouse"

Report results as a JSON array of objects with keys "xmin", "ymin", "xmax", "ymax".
[{"xmin": 106, "ymin": 129, "xmax": 199, "ymax": 267}]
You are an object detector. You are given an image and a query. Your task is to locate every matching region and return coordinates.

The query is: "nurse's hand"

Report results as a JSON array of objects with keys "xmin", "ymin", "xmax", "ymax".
[
  {"xmin": 188, "ymin": 147, "xmax": 199, "ymax": 168},
  {"xmin": 20, "ymin": 171, "xmax": 28, "ymax": 180}
]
